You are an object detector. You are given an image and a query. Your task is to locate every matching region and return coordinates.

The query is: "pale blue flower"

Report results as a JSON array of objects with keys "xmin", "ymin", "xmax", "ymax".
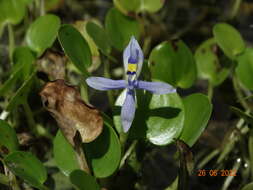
[{"xmin": 86, "ymin": 36, "xmax": 176, "ymax": 132}]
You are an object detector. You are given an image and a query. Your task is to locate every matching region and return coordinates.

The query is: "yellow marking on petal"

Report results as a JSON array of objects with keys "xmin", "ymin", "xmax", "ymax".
[{"xmin": 127, "ymin": 63, "xmax": 137, "ymax": 72}]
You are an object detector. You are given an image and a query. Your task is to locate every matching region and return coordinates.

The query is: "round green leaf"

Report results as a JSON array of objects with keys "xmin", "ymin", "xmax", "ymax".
[
  {"xmin": 213, "ymin": 23, "xmax": 245, "ymax": 59},
  {"xmin": 236, "ymin": 48, "xmax": 253, "ymax": 90},
  {"xmin": 149, "ymin": 40, "xmax": 197, "ymax": 88},
  {"xmin": 113, "ymin": 0, "xmax": 141, "ymax": 13},
  {"xmin": 0, "ymin": 120, "xmax": 18, "ymax": 156},
  {"xmin": 146, "ymin": 92, "xmax": 184, "ymax": 145},
  {"xmin": 241, "ymin": 182, "xmax": 253, "ymax": 190},
  {"xmin": 70, "ymin": 170, "xmax": 100, "ymax": 190},
  {"xmin": 84, "ymin": 125, "xmax": 121, "ymax": 178},
  {"xmin": 58, "ymin": 24, "xmax": 92, "ymax": 75},
  {"xmin": 86, "ymin": 21, "xmax": 111, "ymax": 55},
  {"xmin": 105, "ymin": 8, "xmax": 140, "ymax": 50},
  {"xmin": 140, "ymin": 0, "xmax": 165, "ymax": 13},
  {"xmin": 53, "ymin": 130, "xmax": 80, "ymax": 176},
  {"xmin": 113, "ymin": 0, "xmax": 164, "ymax": 13},
  {"xmin": 4, "ymin": 151, "xmax": 47, "ymax": 189},
  {"xmin": 195, "ymin": 38, "xmax": 230, "ymax": 86},
  {"xmin": 179, "ymin": 93, "xmax": 212, "ymax": 147},
  {"xmin": 13, "ymin": 46, "xmax": 35, "ymax": 81},
  {"xmin": 26, "ymin": 14, "xmax": 60, "ymax": 56},
  {"xmin": 0, "ymin": 0, "xmax": 26, "ymax": 25}
]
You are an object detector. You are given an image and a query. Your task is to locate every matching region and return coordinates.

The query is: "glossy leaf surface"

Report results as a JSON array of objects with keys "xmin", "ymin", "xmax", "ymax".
[
  {"xmin": 149, "ymin": 40, "xmax": 197, "ymax": 88},
  {"xmin": 146, "ymin": 92, "xmax": 184, "ymax": 145},
  {"xmin": 179, "ymin": 93, "xmax": 212, "ymax": 147}
]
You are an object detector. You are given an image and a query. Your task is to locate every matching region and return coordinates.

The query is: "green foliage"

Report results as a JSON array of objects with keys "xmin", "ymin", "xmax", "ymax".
[
  {"xmin": 4, "ymin": 151, "xmax": 47, "ymax": 189},
  {"xmin": 86, "ymin": 21, "xmax": 111, "ymax": 55},
  {"xmin": 58, "ymin": 24, "xmax": 91, "ymax": 76},
  {"xmin": 213, "ymin": 23, "xmax": 245, "ymax": 59},
  {"xmin": 194, "ymin": 38, "xmax": 230, "ymax": 86},
  {"xmin": 179, "ymin": 93, "xmax": 212, "ymax": 147},
  {"xmin": 146, "ymin": 93, "xmax": 184, "ymax": 145},
  {"xmin": 0, "ymin": 120, "xmax": 19, "ymax": 156},
  {"xmin": 149, "ymin": 40, "xmax": 197, "ymax": 88},
  {"xmin": 1, "ymin": 1, "xmax": 252, "ymax": 189},
  {"xmin": 53, "ymin": 130, "xmax": 80, "ymax": 176},
  {"xmin": 84, "ymin": 125, "xmax": 121, "ymax": 178},
  {"xmin": 236, "ymin": 48, "xmax": 253, "ymax": 90},
  {"xmin": 105, "ymin": 8, "xmax": 140, "ymax": 50},
  {"xmin": 114, "ymin": 0, "xmax": 164, "ymax": 13},
  {"xmin": 70, "ymin": 170, "xmax": 100, "ymax": 190},
  {"xmin": 0, "ymin": 0, "xmax": 26, "ymax": 26},
  {"xmin": 26, "ymin": 14, "xmax": 60, "ymax": 56}
]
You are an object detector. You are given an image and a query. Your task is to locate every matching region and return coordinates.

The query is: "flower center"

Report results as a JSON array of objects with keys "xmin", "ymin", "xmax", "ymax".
[{"xmin": 127, "ymin": 79, "xmax": 138, "ymax": 90}]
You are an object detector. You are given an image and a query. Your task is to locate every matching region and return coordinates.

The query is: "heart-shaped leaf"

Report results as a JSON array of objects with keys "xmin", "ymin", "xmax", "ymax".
[
  {"xmin": 213, "ymin": 23, "xmax": 245, "ymax": 59},
  {"xmin": 58, "ymin": 24, "xmax": 92, "ymax": 76},
  {"xmin": 84, "ymin": 125, "xmax": 121, "ymax": 178},
  {"xmin": 4, "ymin": 151, "xmax": 47, "ymax": 189},
  {"xmin": 105, "ymin": 8, "xmax": 140, "ymax": 50},
  {"xmin": 26, "ymin": 14, "xmax": 60, "ymax": 56},
  {"xmin": 195, "ymin": 38, "xmax": 230, "ymax": 86},
  {"xmin": 70, "ymin": 170, "xmax": 100, "ymax": 190},
  {"xmin": 53, "ymin": 130, "xmax": 80, "ymax": 176},
  {"xmin": 235, "ymin": 48, "xmax": 253, "ymax": 90},
  {"xmin": 149, "ymin": 40, "xmax": 197, "ymax": 88},
  {"xmin": 0, "ymin": 120, "xmax": 19, "ymax": 156},
  {"xmin": 179, "ymin": 93, "xmax": 212, "ymax": 147}
]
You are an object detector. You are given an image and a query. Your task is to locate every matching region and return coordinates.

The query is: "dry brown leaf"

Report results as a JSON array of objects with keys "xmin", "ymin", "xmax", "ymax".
[{"xmin": 39, "ymin": 79, "xmax": 103, "ymax": 146}]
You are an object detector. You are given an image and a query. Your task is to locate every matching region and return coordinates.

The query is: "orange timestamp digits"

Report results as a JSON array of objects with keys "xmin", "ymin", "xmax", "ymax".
[{"xmin": 197, "ymin": 169, "xmax": 237, "ymax": 177}]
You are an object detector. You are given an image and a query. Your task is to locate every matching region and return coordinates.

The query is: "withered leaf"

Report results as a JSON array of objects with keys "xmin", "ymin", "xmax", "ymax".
[{"xmin": 39, "ymin": 79, "xmax": 103, "ymax": 146}]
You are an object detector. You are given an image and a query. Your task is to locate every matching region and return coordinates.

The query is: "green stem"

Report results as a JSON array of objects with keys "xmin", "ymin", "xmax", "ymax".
[
  {"xmin": 232, "ymin": 76, "xmax": 250, "ymax": 111},
  {"xmin": 23, "ymin": 101, "xmax": 37, "ymax": 135},
  {"xmin": 229, "ymin": 0, "xmax": 242, "ymax": 19},
  {"xmin": 7, "ymin": 23, "xmax": 15, "ymax": 62},
  {"xmin": 221, "ymin": 158, "xmax": 241, "ymax": 190},
  {"xmin": 197, "ymin": 149, "xmax": 219, "ymax": 169},
  {"xmin": 40, "ymin": 0, "xmax": 45, "ymax": 16},
  {"xmin": 119, "ymin": 140, "xmax": 137, "ymax": 169},
  {"xmin": 81, "ymin": 82, "xmax": 89, "ymax": 104}
]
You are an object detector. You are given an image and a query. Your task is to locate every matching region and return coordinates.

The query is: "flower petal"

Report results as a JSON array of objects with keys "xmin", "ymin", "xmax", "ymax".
[
  {"xmin": 137, "ymin": 81, "xmax": 176, "ymax": 94},
  {"xmin": 123, "ymin": 36, "xmax": 144, "ymax": 77},
  {"xmin": 121, "ymin": 89, "xmax": 136, "ymax": 132},
  {"xmin": 86, "ymin": 77, "xmax": 127, "ymax": 90}
]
